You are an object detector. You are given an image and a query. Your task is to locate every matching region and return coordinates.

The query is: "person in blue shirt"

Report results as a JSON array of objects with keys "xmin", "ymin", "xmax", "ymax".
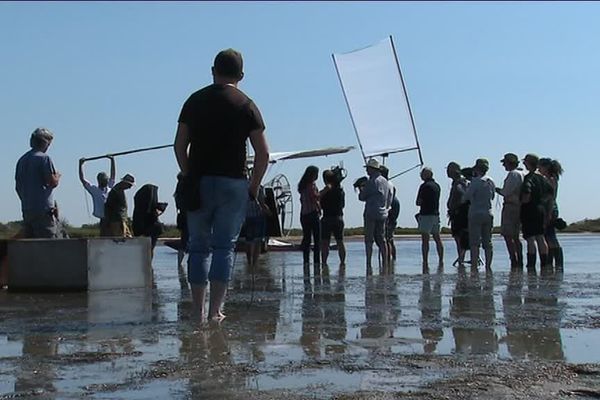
[{"xmin": 15, "ymin": 128, "xmax": 61, "ymax": 238}]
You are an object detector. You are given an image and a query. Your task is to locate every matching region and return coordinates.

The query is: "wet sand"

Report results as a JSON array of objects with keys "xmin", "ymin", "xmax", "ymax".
[{"xmin": 1, "ymin": 234, "xmax": 600, "ymax": 399}]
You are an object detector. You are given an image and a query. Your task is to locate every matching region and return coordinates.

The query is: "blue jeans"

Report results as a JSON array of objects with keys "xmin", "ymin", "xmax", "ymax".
[{"xmin": 187, "ymin": 176, "xmax": 248, "ymax": 284}]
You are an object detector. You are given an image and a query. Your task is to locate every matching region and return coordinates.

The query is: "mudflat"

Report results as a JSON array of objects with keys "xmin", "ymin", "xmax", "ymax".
[{"xmin": 1, "ymin": 234, "xmax": 600, "ymax": 399}]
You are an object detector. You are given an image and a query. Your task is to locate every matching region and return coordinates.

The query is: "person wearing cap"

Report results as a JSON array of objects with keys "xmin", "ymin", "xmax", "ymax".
[
  {"xmin": 15, "ymin": 127, "xmax": 61, "ymax": 238},
  {"xmin": 463, "ymin": 159, "xmax": 496, "ymax": 270},
  {"xmin": 495, "ymin": 153, "xmax": 525, "ymax": 268},
  {"xmin": 416, "ymin": 167, "xmax": 444, "ymax": 270},
  {"xmin": 446, "ymin": 162, "xmax": 469, "ymax": 266},
  {"xmin": 520, "ymin": 153, "xmax": 553, "ymax": 269},
  {"xmin": 174, "ymin": 48, "xmax": 269, "ymax": 322},
  {"xmin": 103, "ymin": 174, "xmax": 135, "ymax": 237},
  {"xmin": 538, "ymin": 158, "xmax": 564, "ymax": 269},
  {"xmin": 358, "ymin": 158, "xmax": 392, "ymax": 273},
  {"xmin": 78, "ymin": 156, "xmax": 116, "ymax": 235},
  {"xmin": 380, "ymin": 165, "xmax": 400, "ymax": 264}
]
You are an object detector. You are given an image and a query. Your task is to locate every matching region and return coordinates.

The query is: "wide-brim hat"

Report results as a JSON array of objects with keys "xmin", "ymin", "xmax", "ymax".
[
  {"xmin": 364, "ymin": 158, "xmax": 381, "ymax": 170},
  {"xmin": 121, "ymin": 174, "xmax": 135, "ymax": 185},
  {"xmin": 473, "ymin": 158, "xmax": 489, "ymax": 171},
  {"xmin": 501, "ymin": 153, "xmax": 519, "ymax": 164}
]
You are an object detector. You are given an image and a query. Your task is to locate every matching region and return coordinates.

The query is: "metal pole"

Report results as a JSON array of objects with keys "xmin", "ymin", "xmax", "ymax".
[
  {"xmin": 332, "ymin": 53, "xmax": 368, "ymax": 164},
  {"xmin": 389, "ymin": 35, "xmax": 424, "ymax": 167},
  {"xmin": 81, "ymin": 144, "xmax": 174, "ymax": 162}
]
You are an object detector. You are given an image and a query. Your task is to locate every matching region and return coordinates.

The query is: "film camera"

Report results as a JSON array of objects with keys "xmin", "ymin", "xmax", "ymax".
[{"xmin": 330, "ymin": 165, "xmax": 347, "ymax": 183}]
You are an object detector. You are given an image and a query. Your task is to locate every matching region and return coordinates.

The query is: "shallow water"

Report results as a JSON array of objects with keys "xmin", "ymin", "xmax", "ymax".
[{"xmin": 1, "ymin": 234, "xmax": 600, "ymax": 398}]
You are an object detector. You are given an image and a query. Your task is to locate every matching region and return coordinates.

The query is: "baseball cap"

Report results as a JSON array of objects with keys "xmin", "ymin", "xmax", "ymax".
[{"xmin": 214, "ymin": 49, "xmax": 243, "ymax": 78}]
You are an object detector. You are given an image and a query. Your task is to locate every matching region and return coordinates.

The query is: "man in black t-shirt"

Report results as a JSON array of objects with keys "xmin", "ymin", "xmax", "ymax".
[
  {"xmin": 174, "ymin": 49, "xmax": 269, "ymax": 322},
  {"xmin": 520, "ymin": 153, "xmax": 552, "ymax": 270},
  {"xmin": 416, "ymin": 167, "xmax": 444, "ymax": 270}
]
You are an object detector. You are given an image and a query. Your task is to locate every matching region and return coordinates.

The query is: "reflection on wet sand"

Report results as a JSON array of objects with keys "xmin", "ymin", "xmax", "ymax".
[
  {"xmin": 360, "ymin": 273, "xmax": 400, "ymax": 352},
  {"xmin": 503, "ymin": 268, "xmax": 565, "ymax": 361},
  {"xmin": 419, "ymin": 269, "xmax": 443, "ymax": 353},
  {"xmin": 450, "ymin": 266, "xmax": 498, "ymax": 355}
]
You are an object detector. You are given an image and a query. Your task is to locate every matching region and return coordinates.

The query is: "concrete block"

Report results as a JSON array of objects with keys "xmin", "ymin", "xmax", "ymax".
[
  {"xmin": 8, "ymin": 239, "xmax": 88, "ymax": 290},
  {"xmin": 7, "ymin": 237, "xmax": 152, "ymax": 291},
  {"xmin": 87, "ymin": 237, "xmax": 152, "ymax": 291}
]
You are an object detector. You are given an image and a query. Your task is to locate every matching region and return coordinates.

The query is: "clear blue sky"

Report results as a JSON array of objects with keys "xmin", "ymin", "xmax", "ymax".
[{"xmin": 1, "ymin": 1, "xmax": 598, "ymax": 229}]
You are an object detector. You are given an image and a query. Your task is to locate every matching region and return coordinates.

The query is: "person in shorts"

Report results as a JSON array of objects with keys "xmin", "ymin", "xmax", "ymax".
[
  {"xmin": 380, "ymin": 166, "xmax": 399, "ymax": 262},
  {"xmin": 320, "ymin": 169, "xmax": 346, "ymax": 265},
  {"xmin": 358, "ymin": 158, "xmax": 392, "ymax": 273},
  {"xmin": 520, "ymin": 153, "xmax": 553, "ymax": 270},
  {"xmin": 416, "ymin": 167, "xmax": 444, "ymax": 269},
  {"xmin": 495, "ymin": 153, "xmax": 525, "ymax": 268}
]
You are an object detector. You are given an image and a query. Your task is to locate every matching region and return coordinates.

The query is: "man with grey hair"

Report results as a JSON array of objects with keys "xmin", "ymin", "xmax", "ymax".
[
  {"xmin": 463, "ymin": 159, "xmax": 496, "ymax": 270},
  {"xmin": 358, "ymin": 158, "xmax": 392, "ymax": 273},
  {"xmin": 416, "ymin": 167, "xmax": 444, "ymax": 270},
  {"xmin": 15, "ymin": 127, "xmax": 61, "ymax": 238}
]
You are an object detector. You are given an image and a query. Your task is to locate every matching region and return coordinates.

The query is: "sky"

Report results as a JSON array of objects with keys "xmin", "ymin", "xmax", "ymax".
[{"xmin": 1, "ymin": 1, "xmax": 599, "ymax": 230}]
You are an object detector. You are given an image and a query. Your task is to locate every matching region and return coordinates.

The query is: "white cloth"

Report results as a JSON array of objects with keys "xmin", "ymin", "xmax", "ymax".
[
  {"xmin": 499, "ymin": 169, "xmax": 525, "ymax": 205},
  {"xmin": 84, "ymin": 179, "xmax": 115, "ymax": 219}
]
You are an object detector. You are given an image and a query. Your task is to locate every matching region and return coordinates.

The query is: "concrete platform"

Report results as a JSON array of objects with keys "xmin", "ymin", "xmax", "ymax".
[{"xmin": 7, "ymin": 237, "xmax": 152, "ymax": 291}]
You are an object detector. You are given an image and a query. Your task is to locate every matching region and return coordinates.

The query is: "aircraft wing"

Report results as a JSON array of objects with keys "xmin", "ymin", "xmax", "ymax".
[{"xmin": 248, "ymin": 146, "xmax": 355, "ymax": 164}]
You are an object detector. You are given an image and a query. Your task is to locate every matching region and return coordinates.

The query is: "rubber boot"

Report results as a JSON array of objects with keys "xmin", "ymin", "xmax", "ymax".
[
  {"xmin": 555, "ymin": 247, "xmax": 564, "ymax": 270},
  {"xmin": 526, "ymin": 253, "xmax": 536, "ymax": 270}
]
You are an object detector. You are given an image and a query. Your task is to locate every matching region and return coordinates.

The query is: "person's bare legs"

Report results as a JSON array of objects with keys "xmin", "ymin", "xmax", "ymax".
[
  {"xmin": 321, "ymin": 239, "xmax": 330, "ymax": 265},
  {"xmin": 208, "ymin": 281, "xmax": 228, "ymax": 321},
  {"xmin": 535, "ymin": 235, "xmax": 549, "ymax": 267},
  {"xmin": 432, "ymin": 233, "xmax": 444, "ymax": 267},
  {"xmin": 483, "ymin": 244, "xmax": 493, "ymax": 270},
  {"xmin": 177, "ymin": 250, "xmax": 186, "ymax": 268},
  {"xmin": 337, "ymin": 240, "xmax": 346, "ymax": 265},
  {"xmin": 191, "ymin": 283, "xmax": 207, "ymax": 321},
  {"xmin": 421, "ymin": 233, "xmax": 430, "ymax": 268},
  {"xmin": 365, "ymin": 240, "xmax": 374, "ymax": 274},
  {"xmin": 503, "ymin": 236, "xmax": 517, "ymax": 266},
  {"xmin": 470, "ymin": 245, "xmax": 480, "ymax": 270}
]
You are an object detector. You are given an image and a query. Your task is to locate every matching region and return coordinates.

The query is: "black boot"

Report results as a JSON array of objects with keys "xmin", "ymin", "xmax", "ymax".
[
  {"xmin": 555, "ymin": 247, "xmax": 564, "ymax": 270},
  {"xmin": 526, "ymin": 253, "xmax": 536, "ymax": 270}
]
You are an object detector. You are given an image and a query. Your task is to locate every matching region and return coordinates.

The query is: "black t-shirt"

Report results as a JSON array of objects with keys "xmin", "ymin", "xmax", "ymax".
[
  {"xmin": 417, "ymin": 179, "xmax": 440, "ymax": 216},
  {"xmin": 521, "ymin": 172, "xmax": 552, "ymax": 210},
  {"xmin": 178, "ymin": 84, "xmax": 265, "ymax": 179},
  {"xmin": 105, "ymin": 187, "xmax": 127, "ymax": 222},
  {"xmin": 321, "ymin": 187, "xmax": 344, "ymax": 217}
]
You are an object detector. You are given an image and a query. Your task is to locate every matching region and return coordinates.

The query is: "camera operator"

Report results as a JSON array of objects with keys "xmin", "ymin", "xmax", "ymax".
[{"xmin": 319, "ymin": 167, "xmax": 346, "ymax": 265}]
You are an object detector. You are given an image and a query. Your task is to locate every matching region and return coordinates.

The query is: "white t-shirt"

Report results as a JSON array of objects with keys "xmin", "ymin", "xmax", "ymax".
[
  {"xmin": 84, "ymin": 179, "xmax": 115, "ymax": 219},
  {"xmin": 500, "ymin": 169, "xmax": 525, "ymax": 205}
]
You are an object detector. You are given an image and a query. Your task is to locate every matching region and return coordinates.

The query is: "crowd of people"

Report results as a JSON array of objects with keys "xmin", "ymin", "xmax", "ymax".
[
  {"xmin": 12, "ymin": 48, "xmax": 565, "ymax": 323},
  {"xmin": 293, "ymin": 152, "xmax": 563, "ymax": 276}
]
